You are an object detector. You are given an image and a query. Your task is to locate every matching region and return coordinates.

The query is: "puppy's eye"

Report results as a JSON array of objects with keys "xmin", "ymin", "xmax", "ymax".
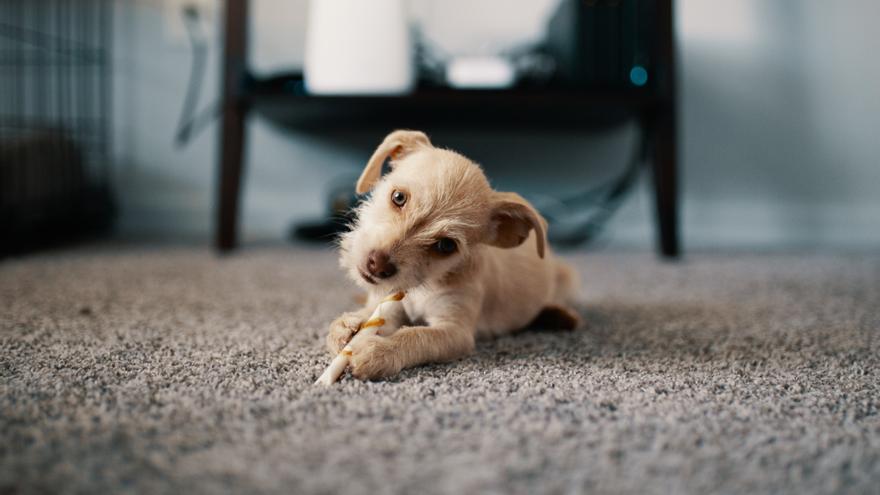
[
  {"xmin": 391, "ymin": 190, "xmax": 407, "ymax": 207},
  {"xmin": 432, "ymin": 237, "xmax": 457, "ymax": 255}
]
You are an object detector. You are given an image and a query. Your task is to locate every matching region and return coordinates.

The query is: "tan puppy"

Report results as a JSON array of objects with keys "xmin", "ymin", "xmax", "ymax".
[{"xmin": 328, "ymin": 130, "xmax": 580, "ymax": 380}]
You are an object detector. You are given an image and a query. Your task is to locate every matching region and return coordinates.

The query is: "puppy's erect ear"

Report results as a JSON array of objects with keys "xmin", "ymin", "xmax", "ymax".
[
  {"xmin": 486, "ymin": 191, "xmax": 547, "ymax": 258},
  {"xmin": 355, "ymin": 130, "xmax": 432, "ymax": 194}
]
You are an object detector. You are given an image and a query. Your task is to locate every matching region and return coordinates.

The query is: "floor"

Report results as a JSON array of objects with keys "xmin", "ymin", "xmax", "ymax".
[{"xmin": 1, "ymin": 246, "xmax": 878, "ymax": 494}]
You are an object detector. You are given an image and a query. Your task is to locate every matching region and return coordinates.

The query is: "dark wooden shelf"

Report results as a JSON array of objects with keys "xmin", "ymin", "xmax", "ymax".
[{"xmin": 247, "ymin": 73, "xmax": 661, "ymax": 131}]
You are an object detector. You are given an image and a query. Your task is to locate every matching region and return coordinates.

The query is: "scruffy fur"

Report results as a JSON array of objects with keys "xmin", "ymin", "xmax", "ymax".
[{"xmin": 329, "ymin": 130, "xmax": 580, "ymax": 380}]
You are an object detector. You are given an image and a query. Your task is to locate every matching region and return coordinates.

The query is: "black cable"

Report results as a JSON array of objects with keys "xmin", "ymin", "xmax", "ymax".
[
  {"xmin": 174, "ymin": 5, "xmax": 219, "ymax": 147},
  {"xmin": 538, "ymin": 126, "xmax": 646, "ymax": 246}
]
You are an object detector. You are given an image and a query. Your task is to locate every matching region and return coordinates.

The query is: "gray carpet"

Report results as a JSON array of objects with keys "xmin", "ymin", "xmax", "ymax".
[{"xmin": 1, "ymin": 246, "xmax": 878, "ymax": 495}]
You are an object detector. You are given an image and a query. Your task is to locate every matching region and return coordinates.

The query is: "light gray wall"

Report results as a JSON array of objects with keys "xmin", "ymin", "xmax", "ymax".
[
  {"xmin": 111, "ymin": 0, "xmax": 880, "ymax": 248},
  {"xmin": 678, "ymin": 0, "xmax": 880, "ymax": 247}
]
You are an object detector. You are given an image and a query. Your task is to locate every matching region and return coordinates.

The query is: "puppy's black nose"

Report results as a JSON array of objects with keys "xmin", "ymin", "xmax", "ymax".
[{"xmin": 366, "ymin": 250, "xmax": 397, "ymax": 279}]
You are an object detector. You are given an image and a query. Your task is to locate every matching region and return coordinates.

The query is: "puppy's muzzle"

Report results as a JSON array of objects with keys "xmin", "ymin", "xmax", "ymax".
[{"xmin": 364, "ymin": 250, "xmax": 397, "ymax": 280}]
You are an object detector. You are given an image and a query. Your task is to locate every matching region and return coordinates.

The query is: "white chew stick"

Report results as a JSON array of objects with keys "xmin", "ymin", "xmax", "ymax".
[{"xmin": 315, "ymin": 291, "xmax": 405, "ymax": 386}]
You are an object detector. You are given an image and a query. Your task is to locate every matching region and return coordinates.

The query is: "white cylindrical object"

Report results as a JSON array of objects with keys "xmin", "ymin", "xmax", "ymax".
[
  {"xmin": 446, "ymin": 56, "xmax": 516, "ymax": 89},
  {"xmin": 304, "ymin": 0, "xmax": 414, "ymax": 95},
  {"xmin": 315, "ymin": 292, "xmax": 405, "ymax": 386}
]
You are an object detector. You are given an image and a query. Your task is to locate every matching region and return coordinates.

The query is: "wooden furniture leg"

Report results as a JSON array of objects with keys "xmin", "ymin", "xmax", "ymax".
[
  {"xmin": 216, "ymin": 0, "xmax": 249, "ymax": 252},
  {"xmin": 651, "ymin": 104, "xmax": 679, "ymax": 258},
  {"xmin": 652, "ymin": 0, "xmax": 680, "ymax": 258}
]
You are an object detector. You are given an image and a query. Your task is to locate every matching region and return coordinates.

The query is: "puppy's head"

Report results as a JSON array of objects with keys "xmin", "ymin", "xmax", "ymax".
[{"xmin": 339, "ymin": 130, "xmax": 547, "ymax": 291}]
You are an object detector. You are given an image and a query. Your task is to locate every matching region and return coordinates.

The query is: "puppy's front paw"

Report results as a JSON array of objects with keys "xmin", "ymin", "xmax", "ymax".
[
  {"xmin": 326, "ymin": 312, "xmax": 363, "ymax": 355},
  {"xmin": 349, "ymin": 335, "xmax": 401, "ymax": 380}
]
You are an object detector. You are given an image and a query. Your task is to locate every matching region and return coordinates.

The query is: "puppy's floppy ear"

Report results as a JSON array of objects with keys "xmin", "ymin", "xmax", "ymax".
[
  {"xmin": 355, "ymin": 130, "xmax": 432, "ymax": 194},
  {"xmin": 486, "ymin": 191, "xmax": 547, "ymax": 258}
]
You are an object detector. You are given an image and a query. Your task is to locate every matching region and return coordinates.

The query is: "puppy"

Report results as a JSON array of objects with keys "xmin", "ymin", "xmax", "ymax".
[{"xmin": 328, "ymin": 130, "xmax": 580, "ymax": 380}]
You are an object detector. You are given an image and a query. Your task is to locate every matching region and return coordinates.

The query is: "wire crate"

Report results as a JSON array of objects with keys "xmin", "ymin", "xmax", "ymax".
[{"xmin": 0, "ymin": 0, "xmax": 114, "ymax": 254}]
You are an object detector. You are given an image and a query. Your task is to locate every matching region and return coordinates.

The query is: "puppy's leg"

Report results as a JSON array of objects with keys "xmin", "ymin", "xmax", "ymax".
[
  {"xmin": 326, "ymin": 310, "xmax": 370, "ymax": 355},
  {"xmin": 349, "ymin": 293, "xmax": 480, "ymax": 380},
  {"xmin": 528, "ymin": 304, "xmax": 582, "ymax": 331},
  {"xmin": 325, "ymin": 296, "xmax": 406, "ymax": 355},
  {"xmin": 349, "ymin": 323, "xmax": 475, "ymax": 380}
]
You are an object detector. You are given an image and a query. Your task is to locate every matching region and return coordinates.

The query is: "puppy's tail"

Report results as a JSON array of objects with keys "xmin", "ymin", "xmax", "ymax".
[{"xmin": 554, "ymin": 260, "xmax": 580, "ymax": 303}]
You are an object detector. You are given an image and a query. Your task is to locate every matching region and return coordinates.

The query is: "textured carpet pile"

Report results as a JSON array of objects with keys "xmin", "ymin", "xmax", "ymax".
[{"xmin": 1, "ymin": 246, "xmax": 878, "ymax": 494}]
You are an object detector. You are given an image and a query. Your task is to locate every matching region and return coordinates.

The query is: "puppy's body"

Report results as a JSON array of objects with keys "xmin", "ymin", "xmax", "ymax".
[
  {"xmin": 401, "ymin": 237, "xmax": 575, "ymax": 339},
  {"xmin": 328, "ymin": 130, "xmax": 579, "ymax": 380}
]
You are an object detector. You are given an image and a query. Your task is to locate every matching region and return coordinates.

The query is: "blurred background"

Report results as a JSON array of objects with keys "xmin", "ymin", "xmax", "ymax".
[{"xmin": 2, "ymin": 0, "xmax": 879, "ymax": 256}]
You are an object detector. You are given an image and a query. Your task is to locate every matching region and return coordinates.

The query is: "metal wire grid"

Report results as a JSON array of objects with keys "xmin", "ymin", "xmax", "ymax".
[
  {"xmin": 0, "ymin": 0, "xmax": 112, "ymax": 183},
  {"xmin": 0, "ymin": 0, "xmax": 114, "ymax": 250}
]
